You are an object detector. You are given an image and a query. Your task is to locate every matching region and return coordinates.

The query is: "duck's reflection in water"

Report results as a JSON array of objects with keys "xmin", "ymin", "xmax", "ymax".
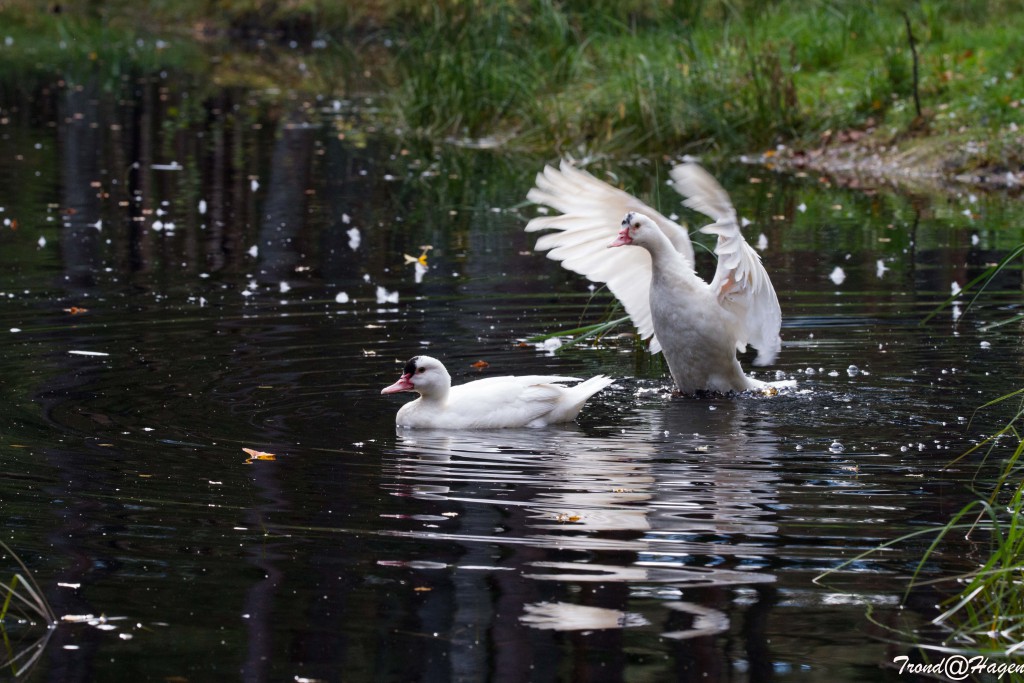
[{"xmin": 382, "ymin": 393, "xmax": 784, "ymax": 681}]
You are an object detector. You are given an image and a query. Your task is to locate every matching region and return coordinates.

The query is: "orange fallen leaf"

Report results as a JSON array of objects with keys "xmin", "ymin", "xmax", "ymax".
[
  {"xmin": 63, "ymin": 307, "xmax": 89, "ymax": 314},
  {"xmin": 471, "ymin": 360, "xmax": 489, "ymax": 369},
  {"xmin": 402, "ymin": 244, "xmax": 433, "ymax": 268},
  {"xmin": 9, "ymin": 219, "xmax": 17, "ymax": 230},
  {"xmin": 243, "ymin": 448, "xmax": 276, "ymax": 463}
]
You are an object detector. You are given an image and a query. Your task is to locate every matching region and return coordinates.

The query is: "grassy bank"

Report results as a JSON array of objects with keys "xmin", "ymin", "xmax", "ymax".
[
  {"xmin": 2, "ymin": 0, "xmax": 1022, "ymax": 176},
  {"xmin": 385, "ymin": 0, "xmax": 1024, "ymax": 174}
]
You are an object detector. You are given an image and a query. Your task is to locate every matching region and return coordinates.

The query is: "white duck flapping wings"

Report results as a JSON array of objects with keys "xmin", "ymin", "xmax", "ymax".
[
  {"xmin": 526, "ymin": 160, "xmax": 785, "ymax": 394},
  {"xmin": 525, "ymin": 160, "xmax": 694, "ymax": 354},
  {"xmin": 381, "ymin": 355, "xmax": 614, "ymax": 429},
  {"xmin": 670, "ymin": 163, "xmax": 781, "ymax": 367}
]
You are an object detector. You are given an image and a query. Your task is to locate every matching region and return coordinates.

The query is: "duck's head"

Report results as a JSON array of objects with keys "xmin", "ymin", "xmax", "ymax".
[
  {"xmin": 381, "ymin": 355, "xmax": 451, "ymax": 396},
  {"xmin": 610, "ymin": 211, "xmax": 657, "ymax": 248}
]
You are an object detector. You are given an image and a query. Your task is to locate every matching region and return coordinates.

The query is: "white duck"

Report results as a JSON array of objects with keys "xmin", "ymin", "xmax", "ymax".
[
  {"xmin": 381, "ymin": 355, "xmax": 614, "ymax": 428},
  {"xmin": 526, "ymin": 160, "xmax": 785, "ymax": 394}
]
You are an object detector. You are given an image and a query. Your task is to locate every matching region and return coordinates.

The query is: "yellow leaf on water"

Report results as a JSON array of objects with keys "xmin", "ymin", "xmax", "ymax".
[
  {"xmin": 402, "ymin": 245, "xmax": 433, "ymax": 268},
  {"xmin": 242, "ymin": 448, "xmax": 276, "ymax": 464},
  {"xmin": 403, "ymin": 253, "xmax": 430, "ymax": 267}
]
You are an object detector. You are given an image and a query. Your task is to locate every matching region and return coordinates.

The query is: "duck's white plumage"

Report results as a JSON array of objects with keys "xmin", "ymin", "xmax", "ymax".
[
  {"xmin": 526, "ymin": 160, "xmax": 785, "ymax": 394},
  {"xmin": 525, "ymin": 161, "xmax": 694, "ymax": 354},
  {"xmin": 381, "ymin": 355, "xmax": 614, "ymax": 429}
]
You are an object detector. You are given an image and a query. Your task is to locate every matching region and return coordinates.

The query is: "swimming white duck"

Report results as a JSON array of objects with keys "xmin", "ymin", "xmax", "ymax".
[
  {"xmin": 381, "ymin": 355, "xmax": 614, "ymax": 428},
  {"xmin": 526, "ymin": 160, "xmax": 785, "ymax": 394}
]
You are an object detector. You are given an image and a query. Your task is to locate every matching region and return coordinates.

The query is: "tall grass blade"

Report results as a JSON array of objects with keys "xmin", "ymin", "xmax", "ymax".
[
  {"xmin": 0, "ymin": 542, "xmax": 54, "ymax": 625},
  {"xmin": 921, "ymin": 243, "xmax": 1024, "ymax": 325},
  {"xmin": 1, "ymin": 542, "xmax": 57, "ymax": 679}
]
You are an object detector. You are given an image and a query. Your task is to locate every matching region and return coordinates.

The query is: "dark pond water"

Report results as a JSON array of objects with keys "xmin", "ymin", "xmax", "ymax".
[{"xmin": 1, "ymin": 67, "xmax": 1023, "ymax": 682}]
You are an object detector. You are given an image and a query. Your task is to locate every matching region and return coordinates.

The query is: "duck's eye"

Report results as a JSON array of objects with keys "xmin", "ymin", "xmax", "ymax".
[{"xmin": 416, "ymin": 367, "xmax": 426, "ymax": 374}]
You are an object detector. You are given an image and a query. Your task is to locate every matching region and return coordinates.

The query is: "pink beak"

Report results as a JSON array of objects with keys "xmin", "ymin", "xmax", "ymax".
[
  {"xmin": 609, "ymin": 227, "xmax": 632, "ymax": 248},
  {"xmin": 381, "ymin": 373, "xmax": 415, "ymax": 394}
]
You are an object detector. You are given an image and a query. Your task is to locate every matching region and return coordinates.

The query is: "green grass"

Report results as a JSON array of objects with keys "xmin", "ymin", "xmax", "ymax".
[
  {"xmin": 380, "ymin": 0, "xmax": 1024, "ymax": 165},
  {"xmin": 818, "ymin": 245, "xmax": 1024, "ymax": 659},
  {"xmin": 916, "ymin": 389, "xmax": 1024, "ymax": 657},
  {"xmin": 1, "ymin": 541, "xmax": 56, "ymax": 679},
  {"xmin": 2, "ymin": 0, "xmax": 1023, "ymax": 165},
  {"xmin": 922, "ymin": 243, "xmax": 1024, "ymax": 329}
]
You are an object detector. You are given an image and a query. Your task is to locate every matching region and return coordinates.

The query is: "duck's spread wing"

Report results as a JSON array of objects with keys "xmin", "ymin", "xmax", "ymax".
[
  {"xmin": 526, "ymin": 160, "xmax": 694, "ymax": 354},
  {"xmin": 670, "ymin": 163, "xmax": 782, "ymax": 365}
]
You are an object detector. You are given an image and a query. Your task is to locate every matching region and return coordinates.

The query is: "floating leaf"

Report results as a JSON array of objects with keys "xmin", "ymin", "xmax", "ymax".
[
  {"xmin": 403, "ymin": 245, "xmax": 433, "ymax": 268},
  {"xmin": 63, "ymin": 307, "xmax": 88, "ymax": 314},
  {"xmin": 242, "ymin": 448, "xmax": 276, "ymax": 464},
  {"xmin": 470, "ymin": 360, "xmax": 489, "ymax": 369}
]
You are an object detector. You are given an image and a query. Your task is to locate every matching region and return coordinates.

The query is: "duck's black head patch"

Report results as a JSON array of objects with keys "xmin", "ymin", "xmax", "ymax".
[{"xmin": 403, "ymin": 356, "xmax": 420, "ymax": 376}]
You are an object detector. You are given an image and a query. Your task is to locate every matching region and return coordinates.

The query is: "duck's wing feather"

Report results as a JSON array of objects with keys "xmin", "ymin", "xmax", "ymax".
[
  {"xmin": 669, "ymin": 163, "xmax": 782, "ymax": 365},
  {"xmin": 448, "ymin": 376, "xmax": 579, "ymax": 427},
  {"xmin": 526, "ymin": 160, "xmax": 695, "ymax": 354}
]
